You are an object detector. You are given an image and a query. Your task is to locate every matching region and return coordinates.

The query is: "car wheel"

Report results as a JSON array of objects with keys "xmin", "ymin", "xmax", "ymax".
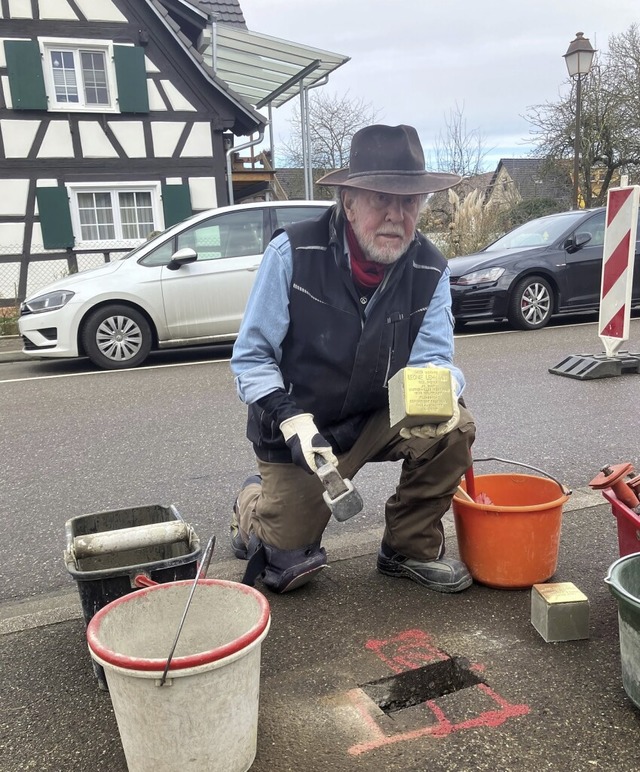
[
  {"xmin": 81, "ymin": 304, "xmax": 152, "ymax": 369},
  {"xmin": 507, "ymin": 275, "xmax": 554, "ymax": 330}
]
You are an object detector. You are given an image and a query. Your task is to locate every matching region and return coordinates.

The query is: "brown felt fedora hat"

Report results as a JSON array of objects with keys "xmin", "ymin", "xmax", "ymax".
[{"xmin": 317, "ymin": 124, "xmax": 461, "ymax": 195}]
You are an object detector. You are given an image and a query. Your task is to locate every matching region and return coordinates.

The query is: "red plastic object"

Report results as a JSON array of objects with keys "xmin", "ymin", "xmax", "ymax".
[
  {"xmin": 602, "ymin": 488, "xmax": 640, "ymax": 557},
  {"xmin": 589, "ymin": 463, "xmax": 639, "ymax": 508},
  {"xmin": 627, "ymin": 473, "xmax": 640, "ymax": 493},
  {"xmin": 464, "ymin": 467, "xmax": 477, "ymax": 501}
]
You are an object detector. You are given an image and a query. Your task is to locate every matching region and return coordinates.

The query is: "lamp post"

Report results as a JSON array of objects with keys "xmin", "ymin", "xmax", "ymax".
[{"xmin": 563, "ymin": 32, "xmax": 596, "ymax": 209}]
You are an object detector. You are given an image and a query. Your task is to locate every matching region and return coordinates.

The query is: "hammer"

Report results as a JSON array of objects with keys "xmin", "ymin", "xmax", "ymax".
[{"xmin": 314, "ymin": 454, "xmax": 364, "ymax": 521}]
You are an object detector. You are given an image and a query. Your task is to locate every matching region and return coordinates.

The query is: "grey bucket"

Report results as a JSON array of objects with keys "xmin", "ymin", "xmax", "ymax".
[{"xmin": 605, "ymin": 553, "xmax": 640, "ymax": 709}]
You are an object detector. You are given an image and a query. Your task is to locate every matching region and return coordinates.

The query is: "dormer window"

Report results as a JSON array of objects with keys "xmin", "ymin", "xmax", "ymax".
[
  {"xmin": 49, "ymin": 48, "xmax": 110, "ymax": 107},
  {"xmin": 5, "ymin": 39, "xmax": 149, "ymax": 114},
  {"xmin": 40, "ymin": 38, "xmax": 118, "ymax": 112}
]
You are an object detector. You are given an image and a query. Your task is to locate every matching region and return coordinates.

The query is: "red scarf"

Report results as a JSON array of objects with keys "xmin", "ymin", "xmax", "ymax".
[{"xmin": 346, "ymin": 223, "xmax": 386, "ymax": 289}]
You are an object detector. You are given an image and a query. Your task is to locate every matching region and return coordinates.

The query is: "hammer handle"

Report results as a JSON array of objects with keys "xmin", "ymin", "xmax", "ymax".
[{"xmin": 314, "ymin": 454, "xmax": 348, "ymax": 498}]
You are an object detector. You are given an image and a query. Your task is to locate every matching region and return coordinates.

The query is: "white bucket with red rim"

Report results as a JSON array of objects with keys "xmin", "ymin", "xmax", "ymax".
[{"xmin": 87, "ymin": 578, "xmax": 270, "ymax": 772}]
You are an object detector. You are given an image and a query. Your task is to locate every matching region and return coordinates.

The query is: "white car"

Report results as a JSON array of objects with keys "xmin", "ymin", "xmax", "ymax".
[{"xmin": 19, "ymin": 201, "xmax": 331, "ymax": 369}]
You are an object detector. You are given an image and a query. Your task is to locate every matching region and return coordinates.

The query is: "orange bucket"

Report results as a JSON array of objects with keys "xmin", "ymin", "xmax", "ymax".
[{"xmin": 452, "ymin": 473, "xmax": 569, "ymax": 589}]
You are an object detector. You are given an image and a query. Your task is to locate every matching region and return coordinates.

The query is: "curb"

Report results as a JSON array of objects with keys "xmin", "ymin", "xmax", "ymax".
[
  {"xmin": 0, "ymin": 350, "xmax": 30, "ymax": 363},
  {"xmin": 0, "ymin": 490, "xmax": 604, "ymax": 636},
  {"xmin": 0, "ymin": 335, "xmax": 29, "ymax": 363}
]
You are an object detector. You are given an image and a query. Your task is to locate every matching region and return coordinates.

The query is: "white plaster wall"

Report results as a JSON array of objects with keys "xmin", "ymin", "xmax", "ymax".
[
  {"xmin": 38, "ymin": 121, "xmax": 74, "ymax": 158},
  {"xmin": 73, "ymin": 0, "xmax": 127, "ymax": 22},
  {"xmin": 188, "ymin": 177, "xmax": 217, "ymax": 211},
  {"xmin": 160, "ymin": 81, "xmax": 196, "ymax": 112},
  {"xmin": 0, "ymin": 179, "xmax": 30, "ymax": 216},
  {"xmin": 181, "ymin": 123, "xmax": 213, "ymax": 158},
  {"xmin": 7, "ymin": 0, "xmax": 31, "ymax": 19},
  {"xmin": 0, "ymin": 221, "xmax": 25, "ymax": 247},
  {"xmin": 38, "ymin": 0, "xmax": 78, "ymax": 19},
  {"xmin": 151, "ymin": 122, "xmax": 186, "ymax": 158},
  {"xmin": 30, "ymin": 222, "xmax": 44, "ymax": 250},
  {"xmin": 108, "ymin": 122, "xmax": 146, "ymax": 158},
  {"xmin": 78, "ymin": 122, "xmax": 119, "ymax": 158},
  {"xmin": 147, "ymin": 81, "xmax": 167, "ymax": 112},
  {"xmin": 145, "ymin": 57, "xmax": 160, "ymax": 74},
  {"xmin": 1, "ymin": 119, "xmax": 40, "ymax": 158},
  {"xmin": 1, "ymin": 76, "xmax": 12, "ymax": 109}
]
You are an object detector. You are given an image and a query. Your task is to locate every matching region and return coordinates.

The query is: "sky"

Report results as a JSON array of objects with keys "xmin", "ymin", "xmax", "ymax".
[{"xmin": 237, "ymin": 0, "xmax": 639, "ymax": 172}]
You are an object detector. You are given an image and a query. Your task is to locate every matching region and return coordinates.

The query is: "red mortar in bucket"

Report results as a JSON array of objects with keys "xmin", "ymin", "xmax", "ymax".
[{"xmin": 453, "ymin": 472, "xmax": 570, "ymax": 589}]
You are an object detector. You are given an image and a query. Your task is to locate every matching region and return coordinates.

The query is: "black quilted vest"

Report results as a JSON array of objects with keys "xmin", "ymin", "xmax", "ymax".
[{"xmin": 248, "ymin": 206, "xmax": 447, "ymax": 461}]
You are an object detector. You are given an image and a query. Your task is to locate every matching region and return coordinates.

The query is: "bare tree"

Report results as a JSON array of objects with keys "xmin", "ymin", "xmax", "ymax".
[
  {"xmin": 526, "ymin": 24, "xmax": 640, "ymax": 207},
  {"xmin": 280, "ymin": 90, "xmax": 380, "ymax": 171},
  {"xmin": 420, "ymin": 103, "xmax": 493, "ymax": 242},
  {"xmin": 430, "ymin": 102, "xmax": 492, "ymax": 177}
]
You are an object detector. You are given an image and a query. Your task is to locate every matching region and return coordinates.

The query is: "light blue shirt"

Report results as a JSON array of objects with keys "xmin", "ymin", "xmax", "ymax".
[{"xmin": 231, "ymin": 231, "xmax": 465, "ymax": 405}]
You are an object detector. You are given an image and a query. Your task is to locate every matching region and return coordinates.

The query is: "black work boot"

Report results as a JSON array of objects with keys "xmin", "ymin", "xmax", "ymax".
[
  {"xmin": 377, "ymin": 541, "xmax": 472, "ymax": 593},
  {"xmin": 241, "ymin": 535, "xmax": 328, "ymax": 593}
]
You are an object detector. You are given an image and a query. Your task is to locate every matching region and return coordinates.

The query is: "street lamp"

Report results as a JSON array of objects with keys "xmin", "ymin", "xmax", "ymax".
[{"xmin": 563, "ymin": 32, "xmax": 596, "ymax": 209}]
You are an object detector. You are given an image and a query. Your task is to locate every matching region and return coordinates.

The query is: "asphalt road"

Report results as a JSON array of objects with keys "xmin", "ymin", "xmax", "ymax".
[{"xmin": 1, "ymin": 318, "xmax": 639, "ymax": 605}]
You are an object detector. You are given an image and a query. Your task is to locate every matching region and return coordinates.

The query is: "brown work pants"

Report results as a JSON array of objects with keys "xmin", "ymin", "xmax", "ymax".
[{"xmin": 236, "ymin": 404, "xmax": 475, "ymax": 561}]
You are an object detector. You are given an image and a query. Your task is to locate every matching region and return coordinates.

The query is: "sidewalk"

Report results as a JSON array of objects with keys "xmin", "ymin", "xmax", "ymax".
[
  {"xmin": 1, "ymin": 492, "xmax": 637, "ymax": 772},
  {"xmin": 0, "ymin": 334, "xmax": 29, "ymax": 363}
]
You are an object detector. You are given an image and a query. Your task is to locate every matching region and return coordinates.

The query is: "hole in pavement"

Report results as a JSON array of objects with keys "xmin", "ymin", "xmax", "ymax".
[{"xmin": 360, "ymin": 656, "xmax": 484, "ymax": 715}]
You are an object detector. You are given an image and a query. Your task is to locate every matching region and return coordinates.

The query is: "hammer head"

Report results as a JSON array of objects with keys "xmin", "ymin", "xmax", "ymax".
[{"xmin": 314, "ymin": 456, "xmax": 364, "ymax": 521}]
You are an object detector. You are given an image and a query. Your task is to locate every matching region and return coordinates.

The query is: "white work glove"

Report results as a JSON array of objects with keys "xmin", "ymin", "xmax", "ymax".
[
  {"xmin": 399, "ymin": 369, "xmax": 461, "ymax": 440},
  {"xmin": 280, "ymin": 413, "xmax": 338, "ymax": 475}
]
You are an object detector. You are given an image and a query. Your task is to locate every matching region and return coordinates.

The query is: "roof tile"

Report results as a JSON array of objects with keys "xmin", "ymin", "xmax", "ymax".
[
  {"xmin": 196, "ymin": 0, "xmax": 247, "ymax": 27},
  {"xmin": 495, "ymin": 158, "xmax": 571, "ymax": 200}
]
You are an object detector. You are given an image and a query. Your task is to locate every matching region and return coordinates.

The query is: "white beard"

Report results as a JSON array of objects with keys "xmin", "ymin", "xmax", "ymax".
[{"xmin": 351, "ymin": 221, "xmax": 412, "ymax": 264}]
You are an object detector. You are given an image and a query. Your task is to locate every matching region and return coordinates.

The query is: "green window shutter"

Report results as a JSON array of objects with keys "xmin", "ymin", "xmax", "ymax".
[
  {"xmin": 4, "ymin": 40, "xmax": 47, "ymax": 111},
  {"xmin": 162, "ymin": 184, "xmax": 192, "ymax": 227},
  {"xmin": 113, "ymin": 45, "xmax": 149, "ymax": 114},
  {"xmin": 36, "ymin": 188, "xmax": 74, "ymax": 249}
]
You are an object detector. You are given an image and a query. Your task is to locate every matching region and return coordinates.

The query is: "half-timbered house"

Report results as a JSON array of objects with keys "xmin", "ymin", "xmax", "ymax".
[{"xmin": 0, "ymin": 0, "xmax": 265, "ymax": 303}]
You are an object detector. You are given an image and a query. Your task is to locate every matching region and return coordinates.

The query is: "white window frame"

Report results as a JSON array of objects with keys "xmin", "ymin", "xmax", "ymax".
[
  {"xmin": 39, "ymin": 37, "xmax": 119, "ymax": 113},
  {"xmin": 66, "ymin": 182, "xmax": 164, "ymax": 246}
]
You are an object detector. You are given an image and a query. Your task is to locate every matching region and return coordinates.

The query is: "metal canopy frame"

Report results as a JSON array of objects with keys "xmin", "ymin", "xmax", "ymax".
[
  {"xmin": 212, "ymin": 24, "xmax": 348, "ymax": 109},
  {"xmin": 211, "ymin": 24, "xmax": 349, "ymax": 199}
]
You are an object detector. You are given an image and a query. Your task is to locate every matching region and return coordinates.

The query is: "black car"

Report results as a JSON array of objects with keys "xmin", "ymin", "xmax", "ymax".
[{"xmin": 448, "ymin": 207, "xmax": 640, "ymax": 330}]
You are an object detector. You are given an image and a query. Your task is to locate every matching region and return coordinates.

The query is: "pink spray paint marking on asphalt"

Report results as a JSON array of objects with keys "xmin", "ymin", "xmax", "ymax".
[{"xmin": 347, "ymin": 629, "xmax": 530, "ymax": 756}]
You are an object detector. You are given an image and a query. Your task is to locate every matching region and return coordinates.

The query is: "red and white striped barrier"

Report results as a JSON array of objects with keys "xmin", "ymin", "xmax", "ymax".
[{"xmin": 599, "ymin": 186, "xmax": 640, "ymax": 357}]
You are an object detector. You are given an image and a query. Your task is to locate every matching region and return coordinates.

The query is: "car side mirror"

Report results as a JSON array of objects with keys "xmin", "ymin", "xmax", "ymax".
[
  {"xmin": 166, "ymin": 247, "xmax": 198, "ymax": 271},
  {"xmin": 565, "ymin": 231, "xmax": 592, "ymax": 254}
]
